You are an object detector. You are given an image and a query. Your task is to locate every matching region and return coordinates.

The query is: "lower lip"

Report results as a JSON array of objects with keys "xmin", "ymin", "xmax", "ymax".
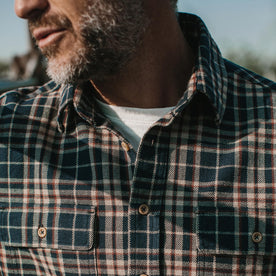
[{"xmin": 38, "ymin": 30, "xmax": 66, "ymax": 49}]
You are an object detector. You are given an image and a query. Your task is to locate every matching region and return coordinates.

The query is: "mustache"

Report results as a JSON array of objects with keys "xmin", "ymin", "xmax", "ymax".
[{"xmin": 28, "ymin": 14, "xmax": 72, "ymax": 33}]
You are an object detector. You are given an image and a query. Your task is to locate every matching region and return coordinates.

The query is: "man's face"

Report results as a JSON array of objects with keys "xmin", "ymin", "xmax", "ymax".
[{"xmin": 15, "ymin": 0, "xmax": 148, "ymax": 84}]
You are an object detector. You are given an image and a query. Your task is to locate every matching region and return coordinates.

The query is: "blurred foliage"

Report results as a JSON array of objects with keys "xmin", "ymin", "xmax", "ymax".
[
  {"xmin": 225, "ymin": 49, "xmax": 276, "ymax": 81},
  {"xmin": 0, "ymin": 60, "xmax": 9, "ymax": 78}
]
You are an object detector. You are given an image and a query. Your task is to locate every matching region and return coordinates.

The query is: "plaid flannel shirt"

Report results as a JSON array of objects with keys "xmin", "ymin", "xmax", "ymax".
[{"xmin": 0, "ymin": 13, "xmax": 275, "ymax": 276}]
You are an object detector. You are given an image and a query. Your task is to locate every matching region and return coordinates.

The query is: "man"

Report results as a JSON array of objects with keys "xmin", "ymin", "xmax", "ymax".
[{"xmin": 0, "ymin": 0, "xmax": 275, "ymax": 275}]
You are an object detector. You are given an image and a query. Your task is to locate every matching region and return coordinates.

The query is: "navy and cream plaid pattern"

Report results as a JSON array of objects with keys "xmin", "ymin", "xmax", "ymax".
[{"xmin": 0, "ymin": 13, "xmax": 275, "ymax": 275}]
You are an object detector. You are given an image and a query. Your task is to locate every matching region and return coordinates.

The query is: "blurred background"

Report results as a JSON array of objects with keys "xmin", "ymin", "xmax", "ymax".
[{"xmin": 0, "ymin": 0, "xmax": 275, "ymax": 92}]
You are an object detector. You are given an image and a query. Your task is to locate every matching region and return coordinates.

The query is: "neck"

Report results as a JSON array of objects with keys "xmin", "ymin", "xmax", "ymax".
[{"xmin": 91, "ymin": 4, "xmax": 195, "ymax": 108}]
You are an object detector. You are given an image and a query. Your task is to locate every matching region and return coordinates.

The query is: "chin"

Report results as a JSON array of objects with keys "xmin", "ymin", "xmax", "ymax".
[{"xmin": 46, "ymin": 49, "xmax": 89, "ymax": 84}]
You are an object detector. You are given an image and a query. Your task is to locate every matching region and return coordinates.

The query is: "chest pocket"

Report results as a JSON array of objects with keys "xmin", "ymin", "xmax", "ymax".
[
  {"xmin": 196, "ymin": 206, "xmax": 276, "ymax": 256},
  {"xmin": 0, "ymin": 204, "xmax": 96, "ymax": 251}
]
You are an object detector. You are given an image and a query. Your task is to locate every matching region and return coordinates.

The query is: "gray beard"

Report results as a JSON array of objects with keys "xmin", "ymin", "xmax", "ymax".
[{"xmin": 46, "ymin": 0, "xmax": 149, "ymax": 85}]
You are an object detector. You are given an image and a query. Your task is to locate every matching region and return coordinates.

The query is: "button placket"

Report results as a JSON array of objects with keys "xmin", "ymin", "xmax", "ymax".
[{"xmin": 127, "ymin": 128, "xmax": 167, "ymax": 276}]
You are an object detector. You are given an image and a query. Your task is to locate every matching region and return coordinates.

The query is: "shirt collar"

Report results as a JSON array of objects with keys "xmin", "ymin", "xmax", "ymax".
[
  {"xmin": 176, "ymin": 13, "xmax": 228, "ymax": 124},
  {"xmin": 57, "ymin": 82, "xmax": 97, "ymax": 133},
  {"xmin": 57, "ymin": 13, "xmax": 228, "ymax": 132}
]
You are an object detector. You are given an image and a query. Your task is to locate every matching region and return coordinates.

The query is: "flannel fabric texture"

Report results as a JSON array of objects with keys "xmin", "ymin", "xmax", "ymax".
[{"xmin": 0, "ymin": 13, "xmax": 275, "ymax": 275}]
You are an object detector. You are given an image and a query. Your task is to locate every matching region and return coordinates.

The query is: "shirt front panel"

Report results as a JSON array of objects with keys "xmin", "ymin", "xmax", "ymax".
[{"xmin": 0, "ymin": 86, "xmax": 134, "ymax": 275}]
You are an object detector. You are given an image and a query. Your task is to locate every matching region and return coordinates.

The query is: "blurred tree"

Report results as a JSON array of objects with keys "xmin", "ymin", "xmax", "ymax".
[
  {"xmin": 226, "ymin": 49, "xmax": 276, "ymax": 81},
  {"xmin": 0, "ymin": 61, "xmax": 9, "ymax": 78},
  {"xmin": 9, "ymin": 32, "xmax": 49, "ymax": 84}
]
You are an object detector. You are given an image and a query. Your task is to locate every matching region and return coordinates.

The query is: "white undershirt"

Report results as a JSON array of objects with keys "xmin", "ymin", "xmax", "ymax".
[{"xmin": 96, "ymin": 99, "xmax": 174, "ymax": 151}]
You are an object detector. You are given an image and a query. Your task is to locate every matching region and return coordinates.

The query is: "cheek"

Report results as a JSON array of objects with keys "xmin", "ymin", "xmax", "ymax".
[
  {"xmin": 58, "ymin": 30, "xmax": 86, "ymax": 59},
  {"xmin": 61, "ymin": 31, "xmax": 80, "ymax": 50},
  {"xmin": 52, "ymin": 0, "xmax": 86, "ymax": 20}
]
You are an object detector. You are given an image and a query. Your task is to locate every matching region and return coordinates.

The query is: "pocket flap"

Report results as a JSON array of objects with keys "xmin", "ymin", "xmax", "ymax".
[
  {"xmin": 0, "ymin": 205, "xmax": 96, "ymax": 251},
  {"xmin": 196, "ymin": 206, "xmax": 276, "ymax": 256}
]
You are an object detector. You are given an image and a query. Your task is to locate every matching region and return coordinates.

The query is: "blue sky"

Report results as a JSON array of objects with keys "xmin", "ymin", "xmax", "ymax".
[{"xmin": 1, "ymin": 0, "xmax": 276, "ymax": 61}]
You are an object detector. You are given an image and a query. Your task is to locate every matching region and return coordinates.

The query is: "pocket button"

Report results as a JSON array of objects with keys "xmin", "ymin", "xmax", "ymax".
[
  {"xmin": 252, "ymin": 232, "xmax": 263, "ymax": 243},
  {"xmin": 38, "ymin": 226, "xmax": 47, "ymax": 239}
]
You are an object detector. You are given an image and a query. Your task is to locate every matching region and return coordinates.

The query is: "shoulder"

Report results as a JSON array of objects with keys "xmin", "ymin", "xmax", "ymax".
[
  {"xmin": 224, "ymin": 59, "xmax": 276, "ymax": 93},
  {"xmin": 0, "ymin": 81, "xmax": 60, "ymax": 116},
  {"xmin": 222, "ymin": 59, "xmax": 276, "ymax": 125},
  {"xmin": 0, "ymin": 81, "xmax": 59, "ymax": 103},
  {"xmin": 0, "ymin": 81, "xmax": 62, "ymax": 131}
]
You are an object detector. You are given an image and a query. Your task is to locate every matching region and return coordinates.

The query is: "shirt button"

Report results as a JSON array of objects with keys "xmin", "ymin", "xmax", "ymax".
[
  {"xmin": 121, "ymin": 141, "xmax": 130, "ymax": 151},
  {"xmin": 252, "ymin": 232, "xmax": 263, "ymax": 243},
  {"xmin": 38, "ymin": 226, "xmax": 47, "ymax": 239},
  {"xmin": 138, "ymin": 204, "xmax": 150, "ymax": 215}
]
